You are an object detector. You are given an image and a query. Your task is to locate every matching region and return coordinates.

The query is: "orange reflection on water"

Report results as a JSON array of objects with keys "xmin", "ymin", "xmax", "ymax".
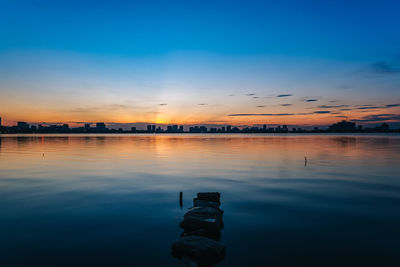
[{"xmin": 1, "ymin": 134, "xmax": 399, "ymax": 183}]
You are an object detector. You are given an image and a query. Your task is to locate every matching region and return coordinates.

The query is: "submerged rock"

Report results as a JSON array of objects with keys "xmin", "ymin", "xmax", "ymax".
[
  {"xmin": 172, "ymin": 192, "xmax": 225, "ymax": 266},
  {"xmin": 172, "ymin": 235, "xmax": 226, "ymax": 260}
]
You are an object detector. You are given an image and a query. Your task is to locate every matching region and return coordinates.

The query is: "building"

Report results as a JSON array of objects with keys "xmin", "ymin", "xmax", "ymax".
[
  {"xmin": 61, "ymin": 124, "xmax": 70, "ymax": 132},
  {"xmin": 17, "ymin": 121, "xmax": 29, "ymax": 129},
  {"xmin": 328, "ymin": 120, "xmax": 356, "ymax": 132},
  {"xmin": 96, "ymin": 122, "xmax": 107, "ymax": 132},
  {"xmin": 85, "ymin": 123, "xmax": 91, "ymax": 130},
  {"xmin": 0, "ymin": 116, "xmax": 2, "ymax": 128}
]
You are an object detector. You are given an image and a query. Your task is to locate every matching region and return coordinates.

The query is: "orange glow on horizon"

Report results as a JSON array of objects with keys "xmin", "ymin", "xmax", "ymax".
[{"xmin": 1, "ymin": 108, "xmax": 398, "ymax": 128}]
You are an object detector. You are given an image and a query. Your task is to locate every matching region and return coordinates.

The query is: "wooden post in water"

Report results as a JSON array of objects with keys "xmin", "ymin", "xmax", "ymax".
[{"xmin": 179, "ymin": 192, "xmax": 183, "ymax": 208}]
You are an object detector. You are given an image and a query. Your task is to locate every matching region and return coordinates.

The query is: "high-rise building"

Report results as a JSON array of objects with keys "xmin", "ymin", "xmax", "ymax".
[
  {"xmin": 328, "ymin": 120, "xmax": 356, "ymax": 132},
  {"xmin": 17, "ymin": 121, "xmax": 29, "ymax": 129},
  {"xmin": 96, "ymin": 122, "xmax": 106, "ymax": 131},
  {"xmin": 62, "ymin": 124, "xmax": 69, "ymax": 132}
]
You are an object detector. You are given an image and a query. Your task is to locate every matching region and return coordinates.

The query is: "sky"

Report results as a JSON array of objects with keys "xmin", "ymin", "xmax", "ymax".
[{"xmin": 0, "ymin": 0, "xmax": 400, "ymax": 129}]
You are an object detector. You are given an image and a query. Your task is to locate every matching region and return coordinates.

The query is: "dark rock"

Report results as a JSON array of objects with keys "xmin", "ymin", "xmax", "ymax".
[
  {"xmin": 196, "ymin": 192, "xmax": 221, "ymax": 203},
  {"xmin": 193, "ymin": 199, "xmax": 220, "ymax": 209},
  {"xmin": 180, "ymin": 206, "xmax": 223, "ymax": 232},
  {"xmin": 172, "ymin": 192, "xmax": 225, "ymax": 266},
  {"xmin": 172, "ymin": 235, "xmax": 226, "ymax": 260},
  {"xmin": 182, "ymin": 228, "xmax": 221, "ymax": 241}
]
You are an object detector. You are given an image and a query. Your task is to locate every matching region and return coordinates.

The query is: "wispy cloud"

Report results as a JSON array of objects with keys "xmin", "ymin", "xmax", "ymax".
[
  {"xmin": 158, "ymin": 103, "xmax": 168, "ymax": 106},
  {"xmin": 355, "ymin": 114, "xmax": 400, "ymax": 122},
  {"xmin": 246, "ymin": 93, "xmax": 256, "ymax": 96},
  {"xmin": 228, "ymin": 113, "xmax": 294, "ymax": 117},
  {"xmin": 313, "ymin": 111, "xmax": 331, "ymax": 114},
  {"xmin": 198, "ymin": 103, "xmax": 208, "ymax": 106},
  {"xmin": 355, "ymin": 104, "xmax": 399, "ymax": 110},
  {"xmin": 357, "ymin": 106, "xmax": 381, "ymax": 110},
  {"xmin": 280, "ymin": 104, "xmax": 292, "ymax": 106},
  {"xmin": 304, "ymin": 99, "xmax": 318, "ymax": 102},
  {"xmin": 277, "ymin": 94, "xmax": 292, "ymax": 98},
  {"xmin": 370, "ymin": 61, "xmax": 400, "ymax": 74},
  {"xmin": 317, "ymin": 105, "xmax": 349, "ymax": 108},
  {"xmin": 256, "ymin": 105, "xmax": 265, "ymax": 108},
  {"xmin": 386, "ymin": 104, "xmax": 400, "ymax": 108}
]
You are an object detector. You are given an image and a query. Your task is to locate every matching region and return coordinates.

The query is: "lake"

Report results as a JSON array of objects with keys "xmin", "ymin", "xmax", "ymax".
[{"xmin": 1, "ymin": 134, "xmax": 400, "ymax": 266}]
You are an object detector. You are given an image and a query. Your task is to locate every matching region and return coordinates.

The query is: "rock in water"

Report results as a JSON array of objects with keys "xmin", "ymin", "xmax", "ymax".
[
  {"xmin": 172, "ymin": 235, "xmax": 226, "ymax": 260},
  {"xmin": 180, "ymin": 206, "xmax": 223, "ymax": 232},
  {"xmin": 172, "ymin": 192, "xmax": 225, "ymax": 266},
  {"xmin": 195, "ymin": 192, "xmax": 221, "ymax": 203}
]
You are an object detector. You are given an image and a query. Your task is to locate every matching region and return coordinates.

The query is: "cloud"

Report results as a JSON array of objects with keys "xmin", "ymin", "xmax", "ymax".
[
  {"xmin": 228, "ymin": 94, "xmax": 235, "ymax": 96},
  {"xmin": 370, "ymin": 61, "xmax": 400, "ymax": 74},
  {"xmin": 386, "ymin": 104, "xmax": 400, "ymax": 108},
  {"xmin": 355, "ymin": 104, "xmax": 399, "ymax": 110},
  {"xmin": 317, "ymin": 105, "xmax": 349, "ymax": 108},
  {"xmin": 357, "ymin": 106, "xmax": 381, "ymax": 110},
  {"xmin": 256, "ymin": 105, "xmax": 265, "ymax": 108},
  {"xmin": 246, "ymin": 93, "xmax": 256, "ymax": 96},
  {"xmin": 228, "ymin": 113, "xmax": 294, "ymax": 117},
  {"xmin": 252, "ymin": 96, "xmax": 259, "ymax": 99},
  {"xmin": 313, "ymin": 111, "xmax": 331, "ymax": 114},
  {"xmin": 355, "ymin": 114, "xmax": 400, "ymax": 122},
  {"xmin": 277, "ymin": 94, "xmax": 292, "ymax": 98},
  {"xmin": 198, "ymin": 103, "xmax": 208, "ymax": 106},
  {"xmin": 280, "ymin": 104, "xmax": 292, "ymax": 106},
  {"xmin": 340, "ymin": 108, "xmax": 352, "ymax": 111},
  {"xmin": 158, "ymin": 103, "xmax": 168, "ymax": 106},
  {"xmin": 304, "ymin": 99, "xmax": 318, "ymax": 102}
]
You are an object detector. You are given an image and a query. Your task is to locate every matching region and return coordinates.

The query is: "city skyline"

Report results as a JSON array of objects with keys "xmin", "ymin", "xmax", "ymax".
[
  {"xmin": 0, "ymin": 116, "xmax": 396, "ymax": 134},
  {"xmin": 1, "ymin": 1, "xmax": 400, "ymax": 127}
]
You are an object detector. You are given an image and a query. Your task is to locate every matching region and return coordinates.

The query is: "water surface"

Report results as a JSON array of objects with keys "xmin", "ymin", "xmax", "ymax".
[{"xmin": 1, "ymin": 134, "xmax": 400, "ymax": 266}]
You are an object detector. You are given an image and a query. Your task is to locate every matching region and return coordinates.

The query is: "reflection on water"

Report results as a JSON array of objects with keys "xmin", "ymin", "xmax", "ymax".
[{"xmin": 0, "ymin": 134, "xmax": 400, "ymax": 266}]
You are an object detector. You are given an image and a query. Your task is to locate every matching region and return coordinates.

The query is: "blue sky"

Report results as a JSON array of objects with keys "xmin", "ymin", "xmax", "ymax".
[{"xmin": 0, "ymin": 0, "xmax": 399, "ymax": 127}]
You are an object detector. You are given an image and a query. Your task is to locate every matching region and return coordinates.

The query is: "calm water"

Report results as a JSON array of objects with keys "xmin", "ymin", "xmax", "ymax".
[{"xmin": 1, "ymin": 134, "xmax": 400, "ymax": 266}]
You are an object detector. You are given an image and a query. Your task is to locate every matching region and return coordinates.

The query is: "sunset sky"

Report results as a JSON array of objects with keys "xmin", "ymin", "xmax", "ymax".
[{"xmin": 1, "ymin": 0, "xmax": 400, "ymax": 128}]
